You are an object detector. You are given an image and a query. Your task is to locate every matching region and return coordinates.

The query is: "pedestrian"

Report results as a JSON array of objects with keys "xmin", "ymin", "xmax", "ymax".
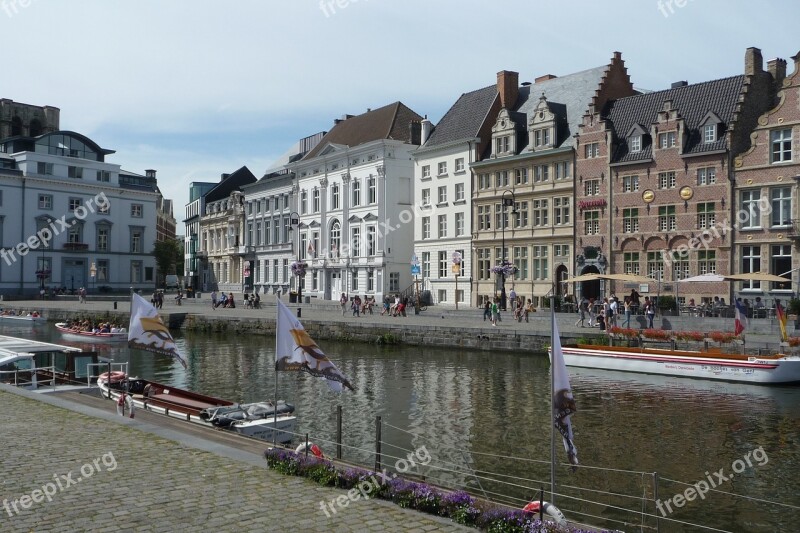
[
  {"xmin": 352, "ymin": 295, "xmax": 361, "ymax": 317},
  {"xmin": 509, "ymin": 287, "xmax": 517, "ymax": 311},
  {"xmin": 211, "ymin": 290, "xmax": 218, "ymax": 310},
  {"xmin": 483, "ymin": 300, "xmax": 491, "ymax": 321},
  {"xmin": 623, "ymin": 297, "xmax": 632, "ymax": 328},
  {"xmin": 524, "ymin": 298, "xmax": 533, "ymax": 322},
  {"xmin": 587, "ymin": 298, "xmax": 596, "ymax": 327},
  {"xmin": 491, "ymin": 298, "xmax": 500, "ymax": 326},
  {"xmin": 79, "ymin": 287, "xmax": 86, "ymax": 304},
  {"xmin": 227, "ymin": 292, "xmax": 235, "ymax": 309},
  {"xmin": 575, "ymin": 297, "xmax": 587, "ymax": 327},
  {"xmin": 598, "ymin": 308, "xmax": 606, "ymax": 331},
  {"xmin": 609, "ymin": 297, "xmax": 618, "ymax": 327},
  {"xmin": 339, "ymin": 293, "xmax": 348, "ymax": 316},
  {"xmin": 645, "ymin": 297, "xmax": 655, "ymax": 328},
  {"xmin": 381, "ymin": 296, "xmax": 390, "ymax": 316}
]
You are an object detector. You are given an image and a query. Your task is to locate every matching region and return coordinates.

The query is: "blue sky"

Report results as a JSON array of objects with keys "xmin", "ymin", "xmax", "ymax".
[{"xmin": 1, "ymin": 0, "xmax": 798, "ymax": 219}]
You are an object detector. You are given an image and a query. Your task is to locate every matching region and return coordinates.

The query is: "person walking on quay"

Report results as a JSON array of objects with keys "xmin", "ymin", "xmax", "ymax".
[
  {"xmin": 352, "ymin": 295, "xmax": 361, "ymax": 317},
  {"xmin": 575, "ymin": 296, "xmax": 587, "ymax": 327},
  {"xmin": 381, "ymin": 296, "xmax": 390, "ymax": 316},
  {"xmin": 339, "ymin": 293, "xmax": 347, "ymax": 316},
  {"xmin": 509, "ymin": 287, "xmax": 517, "ymax": 311},
  {"xmin": 79, "ymin": 287, "xmax": 86, "ymax": 304},
  {"xmin": 227, "ymin": 293, "xmax": 235, "ymax": 309},
  {"xmin": 491, "ymin": 298, "xmax": 500, "ymax": 326},
  {"xmin": 645, "ymin": 297, "xmax": 655, "ymax": 328},
  {"xmin": 483, "ymin": 300, "xmax": 491, "ymax": 321},
  {"xmin": 156, "ymin": 290, "xmax": 164, "ymax": 309},
  {"xmin": 211, "ymin": 290, "xmax": 218, "ymax": 310},
  {"xmin": 587, "ymin": 297, "xmax": 596, "ymax": 327},
  {"xmin": 623, "ymin": 297, "xmax": 632, "ymax": 328},
  {"xmin": 609, "ymin": 297, "xmax": 618, "ymax": 328}
]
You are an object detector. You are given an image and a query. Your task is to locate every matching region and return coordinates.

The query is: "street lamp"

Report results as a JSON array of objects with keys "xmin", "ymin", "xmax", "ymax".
[
  {"xmin": 89, "ymin": 262, "xmax": 97, "ymax": 294},
  {"xmin": 289, "ymin": 211, "xmax": 303, "ymax": 304},
  {"xmin": 500, "ymin": 190, "xmax": 517, "ymax": 311}
]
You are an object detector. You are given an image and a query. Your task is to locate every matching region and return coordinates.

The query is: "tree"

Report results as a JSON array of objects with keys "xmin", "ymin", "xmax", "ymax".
[{"xmin": 152, "ymin": 239, "xmax": 182, "ymax": 285}]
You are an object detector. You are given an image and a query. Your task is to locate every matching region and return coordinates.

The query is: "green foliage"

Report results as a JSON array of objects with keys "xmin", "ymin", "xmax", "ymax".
[
  {"xmin": 375, "ymin": 332, "xmax": 401, "ymax": 345},
  {"xmin": 151, "ymin": 239, "xmax": 182, "ymax": 284},
  {"xmin": 657, "ymin": 295, "xmax": 677, "ymax": 311},
  {"xmin": 788, "ymin": 298, "xmax": 800, "ymax": 316}
]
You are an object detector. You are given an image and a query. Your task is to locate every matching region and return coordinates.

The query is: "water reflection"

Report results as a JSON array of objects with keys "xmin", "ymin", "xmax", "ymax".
[{"xmin": 12, "ymin": 324, "xmax": 800, "ymax": 532}]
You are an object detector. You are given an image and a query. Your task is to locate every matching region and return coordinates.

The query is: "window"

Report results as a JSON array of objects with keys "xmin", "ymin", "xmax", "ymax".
[
  {"xmin": 283, "ymin": 259, "xmax": 289, "ymax": 282},
  {"xmin": 584, "ymin": 211, "xmax": 599, "ymax": 234},
  {"xmin": 771, "ymin": 245, "xmax": 792, "ymax": 291},
  {"xmin": 740, "ymin": 190, "xmax": 761, "ymax": 229},
  {"xmin": 673, "ymin": 258, "xmax": 689, "ymax": 281},
  {"xmin": 96, "ymin": 260, "xmax": 108, "ymax": 283},
  {"xmin": 330, "ymin": 221, "xmax": 341, "ymax": 257},
  {"xmin": 455, "ymin": 249, "xmax": 465, "ymax": 277},
  {"xmin": 553, "ymin": 197, "xmax": 570, "ymax": 225},
  {"xmin": 301, "ymin": 190, "xmax": 308, "ymax": 214},
  {"xmin": 478, "ymin": 205, "xmax": 491, "ymax": 230},
  {"xmin": 38, "ymin": 194, "xmax": 52, "ymax": 210},
  {"xmin": 697, "ymin": 167, "xmax": 716, "ymax": 185},
  {"xmin": 256, "ymin": 222, "xmax": 263, "ymax": 246},
  {"xmin": 455, "ymin": 183, "xmax": 465, "ymax": 202},
  {"xmin": 351, "ymin": 180, "xmax": 360, "ymax": 206},
  {"xmin": 771, "ymin": 187, "xmax": 791, "ymax": 227},
  {"xmin": 554, "ymin": 244, "xmax": 569, "ymax": 257},
  {"xmin": 647, "ymin": 251, "xmax": 664, "ymax": 280},
  {"xmin": 351, "ymin": 227, "xmax": 360, "ymax": 257},
  {"xmin": 68, "ymin": 224, "xmax": 82, "ymax": 243},
  {"xmin": 438, "ymin": 214, "xmax": 447, "ymax": 238},
  {"xmin": 131, "ymin": 204, "xmax": 143, "ymax": 217},
  {"xmin": 495, "ymin": 203, "xmax": 507, "ymax": 229},
  {"xmin": 555, "ymin": 161, "xmax": 570, "ymax": 180},
  {"xmin": 97, "ymin": 226, "xmax": 109, "ymax": 251},
  {"xmin": 623, "ymin": 252, "xmax": 640, "ymax": 275},
  {"xmin": 515, "ymin": 168, "xmax": 528, "ymax": 185},
  {"xmin": 131, "ymin": 261, "xmax": 143, "ymax": 283},
  {"xmin": 67, "ymin": 166, "xmax": 83, "ymax": 179},
  {"xmin": 367, "ymin": 270, "xmax": 375, "ymax": 292},
  {"xmin": 35, "ymin": 220, "xmax": 52, "ymax": 249},
  {"xmin": 623, "ymin": 208, "xmax": 639, "ymax": 233},
  {"xmin": 437, "ymin": 186, "xmax": 447, "ymax": 205},
  {"xmin": 331, "ymin": 183, "xmax": 339, "ymax": 210},
  {"xmin": 477, "ymin": 248, "xmax": 491, "ymax": 280},
  {"xmin": 532, "ymin": 246, "xmax": 548, "ymax": 280},
  {"xmin": 389, "ymin": 272, "xmax": 399, "ymax": 292},
  {"xmin": 312, "ymin": 189, "xmax": 320, "ymax": 212},
  {"xmin": 422, "ymin": 165, "xmax": 431, "ymax": 179},
  {"xmin": 703, "ymin": 124, "xmax": 716, "ymax": 143},
  {"xmin": 351, "ymin": 270, "xmax": 359, "ymax": 291},
  {"xmin": 264, "ymin": 220, "xmax": 271, "ymax": 245},
  {"xmin": 495, "ymin": 171, "xmax": 509, "ymax": 187},
  {"xmin": 514, "ymin": 246, "xmax": 528, "ymax": 280},
  {"xmin": 438, "ymin": 251, "xmax": 448, "ymax": 278},
  {"xmin": 437, "ymin": 289, "xmax": 447, "ymax": 302},
  {"xmin": 658, "ymin": 205, "xmax": 676, "ymax": 231},
  {"xmin": 367, "ymin": 226, "xmax": 376, "ymax": 256},
  {"xmin": 437, "ymin": 161, "xmax": 447, "ymax": 175},
  {"xmin": 68, "ymin": 197, "xmax": 83, "ymax": 211},
  {"xmin": 312, "ymin": 231, "xmax": 320, "ymax": 258},
  {"xmin": 741, "ymin": 245, "xmax": 761, "ymax": 290},
  {"xmin": 585, "ymin": 179, "xmax": 600, "ymax": 196},
  {"xmin": 98, "ymin": 199, "xmax": 110, "ymax": 214},
  {"xmin": 697, "ymin": 202, "xmax": 715, "ymax": 229},
  {"xmin": 531, "ymin": 199, "xmax": 549, "ymax": 227},
  {"xmin": 771, "ymin": 129, "xmax": 792, "ymax": 163},
  {"xmin": 534, "ymin": 165, "xmax": 549, "ymax": 182},
  {"xmin": 495, "ymin": 136, "xmax": 510, "ymax": 154},
  {"xmin": 422, "ymin": 217, "xmax": 430, "ymax": 239},
  {"xmin": 622, "ymin": 175, "xmax": 639, "ymax": 192},
  {"xmin": 299, "ymin": 233, "xmax": 306, "ymax": 259},
  {"xmin": 247, "ymin": 222, "xmax": 253, "ymax": 246},
  {"xmin": 698, "ymin": 250, "xmax": 716, "ymax": 275},
  {"xmin": 585, "ymin": 143, "xmax": 599, "ymax": 158},
  {"xmin": 130, "ymin": 228, "xmax": 143, "ymax": 253},
  {"xmin": 629, "ymin": 136, "xmax": 642, "ymax": 152},
  {"xmin": 312, "ymin": 271, "xmax": 318, "ymax": 290},
  {"xmin": 455, "ymin": 158, "xmax": 465, "ymax": 172},
  {"xmin": 658, "ymin": 171, "xmax": 676, "ymax": 189},
  {"xmin": 422, "ymin": 252, "xmax": 431, "ymax": 278},
  {"xmin": 37, "ymin": 162, "xmax": 53, "ymax": 175},
  {"xmin": 479, "ymin": 173, "xmax": 491, "ymax": 189},
  {"xmin": 273, "ymin": 260, "xmax": 279, "ymax": 283},
  {"xmin": 421, "ymin": 188, "xmax": 431, "ymax": 206},
  {"xmin": 455, "ymin": 212, "xmax": 465, "ymax": 236},
  {"xmin": 514, "ymin": 201, "xmax": 528, "ymax": 227},
  {"xmin": 659, "ymin": 132, "xmax": 676, "ymax": 148},
  {"xmin": 534, "ymin": 128, "xmax": 550, "ymax": 147},
  {"xmin": 368, "ymin": 177, "xmax": 377, "ymax": 204}
]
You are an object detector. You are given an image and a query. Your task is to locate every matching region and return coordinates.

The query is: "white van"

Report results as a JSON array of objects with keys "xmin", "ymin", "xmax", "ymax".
[{"xmin": 165, "ymin": 275, "xmax": 180, "ymax": 290}]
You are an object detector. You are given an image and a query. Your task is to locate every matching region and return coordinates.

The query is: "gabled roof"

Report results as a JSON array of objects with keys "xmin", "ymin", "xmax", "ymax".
[
  {"xmin": 423, "ymin": 85, "xmax": 498, "ymax": 148},
  {"xmin": 204, "ymin": 166, "xmax": 258, "ymax": 203},
  {"xmin": 605, "ymin": 75, "xmax": 745, "ymax": 163},
  {"xmin": 303, "ymin": 102, "xmax": 423, "ymax": 160}
]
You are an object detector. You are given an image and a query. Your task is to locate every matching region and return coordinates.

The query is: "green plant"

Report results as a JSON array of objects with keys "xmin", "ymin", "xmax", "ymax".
[
  {"xmin": 657, "ymin": 295, "xmax": 677, "ymax": 311},
  {"xmin": 375, "ymin": 332, "xmax": 400, "ymax": 345},
  {"xmin": 788, "ymin": 298, "xmax": 800, "ymax": 316}
]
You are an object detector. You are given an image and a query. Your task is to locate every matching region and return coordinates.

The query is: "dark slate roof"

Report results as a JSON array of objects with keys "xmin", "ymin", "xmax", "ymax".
[
  {"xmin": 423, "ymin": 85, "xmax": 498, "ymax": 148},
  {"xmin": 604, "ymin": 75, "xmax": 745, "ymax": 163},
  {"xmin": 204, "ymin": 166, "xmax": 258, "ymax": 203},
  {"xmin": 303, "ymin": 102, "xmax": 423, "ymax": 160}
]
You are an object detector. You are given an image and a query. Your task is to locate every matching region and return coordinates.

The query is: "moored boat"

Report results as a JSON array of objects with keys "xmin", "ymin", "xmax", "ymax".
[
  {"xmin": 55, "ymin": 322, "xmax": 128, "ymax": 343},
  {"xmin": 0, "ymin": 313, "xmax": 46, "ymax": 325},
  {"xmin": 559, "ymin": 344, "xmax": 800, "ymax": 384},
  {"xmin": 97, "ymin": 374, "xmax": 296, "ymax": 443}
]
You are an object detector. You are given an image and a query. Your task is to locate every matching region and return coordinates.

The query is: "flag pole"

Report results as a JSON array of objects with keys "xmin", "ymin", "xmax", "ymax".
[
  {"xmin": 549, "ymin": 284, "xmax": 556, "ymax": 505},
  {"xmin": 273, "ymin": 302, "xmax": 279, "ymax": 447}
]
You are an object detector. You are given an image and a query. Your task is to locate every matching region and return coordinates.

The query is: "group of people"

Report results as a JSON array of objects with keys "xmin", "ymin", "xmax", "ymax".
[
  {"xmin": 0, "ymin": 309, "xmax": 41, "ymax": 317},
  {"xmin": 574, "ymin": 289, "xmax": 657, "ymax": 330},
  {"xmin": 64, "ymin": 319, "xmax": 125, "ymax": 334},
  {"xmin": 210, "ymin": 291, "xmax": 236, "ymax": 309},
  {"xmin": 483, "ymin": 295, "xmax": 535, "ymax": 326},
  {"xmin": 243, "ymin": 293, "xmax": 261, "ymax": 309}
]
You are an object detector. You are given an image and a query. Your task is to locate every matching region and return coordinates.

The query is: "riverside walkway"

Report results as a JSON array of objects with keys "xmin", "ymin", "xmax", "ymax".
[{"xmin": 0, "ymin": 385, "xmax": 472, "ymax": 532}]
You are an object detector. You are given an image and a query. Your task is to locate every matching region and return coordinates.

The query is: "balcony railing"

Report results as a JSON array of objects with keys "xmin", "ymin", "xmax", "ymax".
[{"xmin": 63, "ymin": 242, "xmax": 89, "ymax": 251}]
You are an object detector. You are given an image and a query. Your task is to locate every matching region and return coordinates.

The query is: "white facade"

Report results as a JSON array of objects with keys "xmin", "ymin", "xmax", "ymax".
[
  {"xmin": 290, "ymin": 140, "xmax": 417, "ymax": 301},
  {"xmin": 412, "ymin": 141, "xmax": 476, "ymax": 307},
  {"xmin": 0, "ymin": 132, "xmax": 158, "ymax": 295}
]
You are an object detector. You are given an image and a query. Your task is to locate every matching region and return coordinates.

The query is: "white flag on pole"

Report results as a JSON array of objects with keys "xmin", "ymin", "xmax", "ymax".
[
  {"xmin": 551, "ymin": 319, "xmax": 578, "ymax": 467},
  {"xmin": 128, "ymin": 293, "xmax": 188, "ymax": 369}
]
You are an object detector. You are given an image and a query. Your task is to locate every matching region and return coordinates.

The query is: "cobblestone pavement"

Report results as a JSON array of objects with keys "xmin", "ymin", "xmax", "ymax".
[{"xmin": 0, "ymin": 387, "xmax": 471, "ymax": 533}]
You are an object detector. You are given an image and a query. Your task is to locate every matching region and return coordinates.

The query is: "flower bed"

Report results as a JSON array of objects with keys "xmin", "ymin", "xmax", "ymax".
[
  {"xmin": 708, "ymin": 331, "xmax": 737, "ymax": 344},
  {"xmin": 263, "ymin": 448, "xmax": 607, "ymax": 532},
  {"xmin": 787, "ymin": 337, "xmax": 800, "ymax": 348},
  {"xmin": 641, "ymin": 329, "xmax": 672, "ymax": 341},
  {"xmin": 674, "ymin": 331, "xmax": 705, "ymax": 342},
  {"xmin": 608, "ymin": 327, "xmax": 638, "ymax": 339}
]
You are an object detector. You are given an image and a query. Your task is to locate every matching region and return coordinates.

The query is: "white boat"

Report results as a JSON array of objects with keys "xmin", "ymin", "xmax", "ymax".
[
  {"xmin": 55, "ymin": 322, "xmax": 128, "ymax": 343},
  {"xmin": 96, "ymin": 375, "xmax": 296, "ymax": 444},
  {"xmin": 560, "ymin": 344, "xmax": 800, "ymax": 384},
  {"xmin": 0, "ymin": 314, "xmax": 46, "ymax": 325}
]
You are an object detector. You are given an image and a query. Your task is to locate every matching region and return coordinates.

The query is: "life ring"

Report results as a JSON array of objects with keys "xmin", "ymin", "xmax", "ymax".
[
  {"xmin": 99, "ymin": 371, "xmax": 127, "ymax": 384},
  {"xmin": 295, "ymin": 442, "xmax": 324, "ymax": 458},
  {"xmin": 522, "ymin": 501, "xmax": 567, "ymax": 526},
  {"xmin": 116, "ymin": 393, "xmax": 135, "ymax": 419}
]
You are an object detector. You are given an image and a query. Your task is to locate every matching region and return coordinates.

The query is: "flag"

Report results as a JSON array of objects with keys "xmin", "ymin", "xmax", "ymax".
[
  {"xmin": 275, "ymin": 299, "xmax": 353, "ymax": 392},
  {"xmin": 551, "ymin": 318, "xmax": 578, "ymax": 468},
  {"xmin": 734, "ymin": 299, "xmax": 749, "ymax": 336},
  {"xmin": 308, "ymin": 242, "xmax": 315, "ymax": 255},
  {"xmin": 776, "ymin": 300, "xmax": 788, "ymax": 342},
  {"xmin": 128, "ymin": 293, "xmax": 188, "ymax": 369}
]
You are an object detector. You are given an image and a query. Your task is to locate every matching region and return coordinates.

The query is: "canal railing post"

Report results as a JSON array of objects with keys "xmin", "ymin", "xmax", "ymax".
[
  {"xmin": 375, "ymin": 415, "xmax": 382, "ymax": 472},
  {"xmin": 539, "ymin": 487, "xmax": 544, "ymax": 523},
  {"xmin": 336, "ymin": 405, "xmax": 343, "ymax": 460},
  {"xmin": 107, "ymin": 360, "xmax": 112, "ymax": 400},
  {"xmin": 305, "ymin": 433, "xmax": 309, "ymax": 458},
  {"xmin": 653, "ymin": 471, "xmax": 660, "ymax": 533}
]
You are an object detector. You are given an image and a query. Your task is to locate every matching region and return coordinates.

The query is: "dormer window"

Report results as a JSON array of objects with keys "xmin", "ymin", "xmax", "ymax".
[
  {"xmin": 704, "ymin": 124, "xmax": 716, "ymax": 143},
  {"xmin": 630, "ymin": 136, "xmax": 642, "ymax": 153},
  {"xmin": 496, "ymin": 136, "xmax": 510, "ymax": 154},
  {"xmin": 534, "ymin": 128, "xmax": 550, "ymax": 147}
]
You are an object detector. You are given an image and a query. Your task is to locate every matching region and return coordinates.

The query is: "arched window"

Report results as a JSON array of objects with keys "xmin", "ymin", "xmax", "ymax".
[
  {"xmin": 11, "ymin": 116, "xmax": 22, "ymax": 136},
  {"xmin": 330, "ymin": 220, "xmax": 341, "ymax": 257}
]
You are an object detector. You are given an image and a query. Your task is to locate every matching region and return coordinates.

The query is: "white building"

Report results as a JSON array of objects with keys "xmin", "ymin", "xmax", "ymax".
[
  {"xmin": 0, "ymin": 131, "xmax": 158, "ymax": 295},
  {"xmin": 412, "ymin": 85, "xmax": 500, "ymax": 307},
  {"xmin": 288, "ymin": 103, "xmax": 424, "ymax": 301}
]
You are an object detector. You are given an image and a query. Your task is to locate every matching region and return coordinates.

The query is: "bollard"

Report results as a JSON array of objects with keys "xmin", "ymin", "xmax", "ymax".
[{"xmin": 297, "ymin": 307, "xmax": 301, "ymax": 318}]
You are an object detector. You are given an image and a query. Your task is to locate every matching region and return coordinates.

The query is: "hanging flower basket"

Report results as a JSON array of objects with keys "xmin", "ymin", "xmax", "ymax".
[
  {"xmin": 35, "ymin": 269, "xmax": 52, "ymax": 280},
  {"xmin": 290, "ymin": 261, "xmax": 308, "ymax": 277},
  {"xmin": 490, "ymin": 261, "xmax": 517, "ymax": 277}
]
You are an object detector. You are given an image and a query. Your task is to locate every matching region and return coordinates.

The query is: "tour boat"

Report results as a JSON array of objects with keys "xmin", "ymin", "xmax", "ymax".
[
  {"xmin": 0, "ymin": 313, "xmax": 46, "ymax": 325},
  {"xmin": 559, "ymin": 344, "xmax": 800, "ymax": 384},
  {"xmin": 97, "ymin": 373, "xmax": 296, "ymax": 443},
  {"xmin": 55, "ymin": 322, "xmax": 128, "ymax": 343}
]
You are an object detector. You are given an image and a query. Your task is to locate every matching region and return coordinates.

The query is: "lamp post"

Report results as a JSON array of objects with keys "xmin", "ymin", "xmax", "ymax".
[
  {"xmin": 89, "ymin": 262, "xmax": 97, "ymax": 294},
  {"xmin": 500, "ymin": 190, "xmax": 517, "ymax": 311},
  {"xmin": 289, "ymin": 211, "xmax": 302, "ymax": 304}
]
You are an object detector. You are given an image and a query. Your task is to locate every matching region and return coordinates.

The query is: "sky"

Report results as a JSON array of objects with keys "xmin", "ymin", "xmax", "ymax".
[{"xmin": 1, "ymin": 0, "xmax": 798, "ymax": 225}]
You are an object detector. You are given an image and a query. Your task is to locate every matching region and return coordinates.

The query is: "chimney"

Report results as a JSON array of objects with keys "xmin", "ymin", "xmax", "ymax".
[
  {"xmin": 421, "ymin": 115, "xmax": 433, "ymax": 145},
  {"xmin": 535, "ymin": 74, "xmax": 557, "ymax": 83},
  {"xmin": 221, "ymin": 173, "xmax": 230, "ymax": 181},
  {"xmin": 767, "ymin": 58, "xmax": 787, "ymax": 86},
  {"xmin": 671, "ymin": 81, "xmax": 688, "ymax": 88},
  {"xmin": 497, "ymin": 70, "xmax": 519, "ymax": 109},
  {"xmin": 145, "ymin": 169, "xmax": 157, "ymax": 178},
  {"xmin": 409, "ymin": 120, "xmax": 421, "ymax": 146},
  {"xmin": 745, "ymin": 47, "xmax": 763, "ymax": 76}
]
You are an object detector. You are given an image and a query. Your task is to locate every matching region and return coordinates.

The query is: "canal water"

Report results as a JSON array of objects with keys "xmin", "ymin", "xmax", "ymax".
[{"xmin": 10, "ymin": 323, "xmax": 800, "ymax": 532}]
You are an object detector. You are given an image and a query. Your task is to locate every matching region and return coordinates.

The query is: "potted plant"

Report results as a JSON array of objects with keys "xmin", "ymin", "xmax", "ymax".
[{"xmin": 657, "ymin": 295, "xmax": 678, "ymax": 316}]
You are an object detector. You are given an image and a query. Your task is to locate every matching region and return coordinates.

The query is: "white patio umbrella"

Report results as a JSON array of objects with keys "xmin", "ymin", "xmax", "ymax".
[{"xmin": 676, "ymin": 273, "xmax": 726, "ymax": 283}]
